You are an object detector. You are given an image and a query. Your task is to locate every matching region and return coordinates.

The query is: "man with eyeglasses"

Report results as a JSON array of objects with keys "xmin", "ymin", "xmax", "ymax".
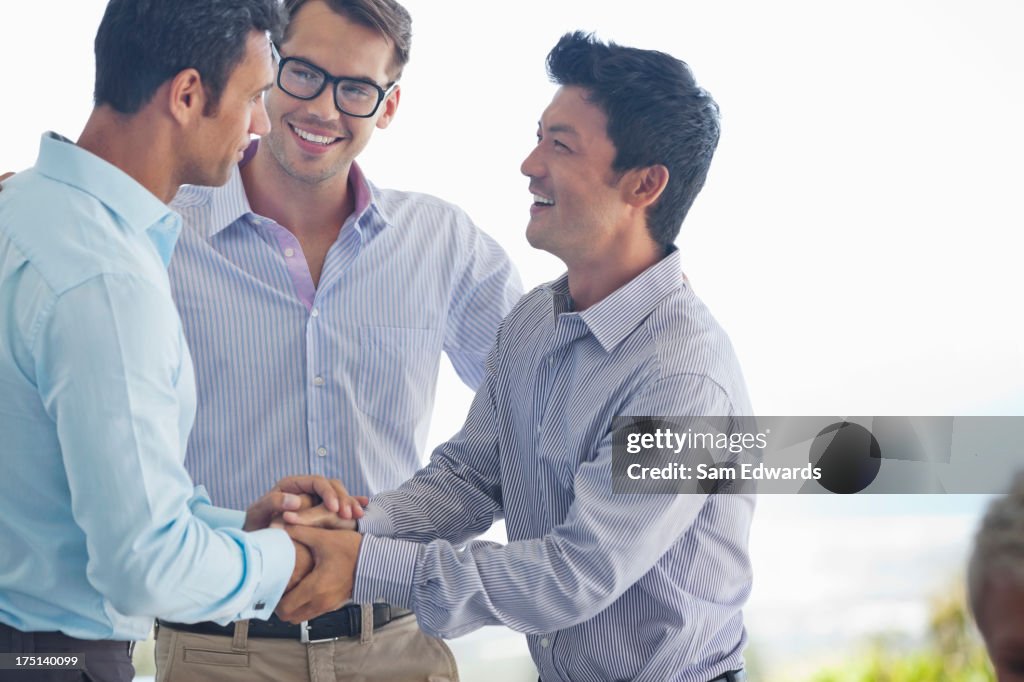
[{"xmin": 152, "ymin": 0, "xmax": 520, "ymax": 681}]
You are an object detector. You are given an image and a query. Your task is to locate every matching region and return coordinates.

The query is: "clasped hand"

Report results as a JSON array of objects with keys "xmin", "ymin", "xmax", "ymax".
[{"xmin": 243, "ymin": 475, "xmax": 368, "ymax": 623}]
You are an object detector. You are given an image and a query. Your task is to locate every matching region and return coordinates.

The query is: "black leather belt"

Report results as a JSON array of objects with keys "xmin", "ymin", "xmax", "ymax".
[{"xmin": 159, "ymin": 603, "xmax": 411, "ymax": 643}]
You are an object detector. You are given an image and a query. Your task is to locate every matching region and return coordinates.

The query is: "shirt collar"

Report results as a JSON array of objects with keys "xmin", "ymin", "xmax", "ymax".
[
  {"xmin": 172, "ymin": 139, "xmax": 389, "ymax": 243},
  {"xmin": 34, "ymin": 132, "xmax": 175, "ymax": 237},
  {"xmin": 545, "ymin": 247, "xmax": 687, "ymax": 354},
  {"xmin": 346, "ymin": 162, "xmax": 389, "ymax": 243},
  {"xmin": 170, "ymin": 146, "xmax": 253, "ymax": 239}
]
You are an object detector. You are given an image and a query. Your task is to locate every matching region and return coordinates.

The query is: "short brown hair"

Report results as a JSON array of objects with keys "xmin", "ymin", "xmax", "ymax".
[{"xmin": 283, "ymin": 0, "xmax": 412, "ymax": 79}]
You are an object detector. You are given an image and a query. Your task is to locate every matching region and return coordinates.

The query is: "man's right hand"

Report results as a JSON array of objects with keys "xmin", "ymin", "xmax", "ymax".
[{"xmin": 276, "ymin": 527, "xmax": 362, "ymax": 623}]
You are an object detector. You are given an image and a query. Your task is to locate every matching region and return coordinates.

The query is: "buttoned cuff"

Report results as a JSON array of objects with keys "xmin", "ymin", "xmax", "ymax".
[
  {"xmin": 236, "ymin": 527, "xmax": 294, "ymax": 621},
  {"xmin": 352, "ymin": 534, "xmax": 418, "ymax": 608}
]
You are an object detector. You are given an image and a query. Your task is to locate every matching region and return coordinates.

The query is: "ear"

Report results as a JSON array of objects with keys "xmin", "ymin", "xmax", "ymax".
[
  {"xmin": 622, "ymin": 164, "xmax": 669, "ymax": 209},
  {"xmin": 167, "ymin": 68, "xmax": 207, "ymax": 126},
  {"xmin": 375, "ymin": 84, "xmax": 401, "ymax": 130}
]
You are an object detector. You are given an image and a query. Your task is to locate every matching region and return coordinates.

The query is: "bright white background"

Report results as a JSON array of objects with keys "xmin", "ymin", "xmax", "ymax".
[{"xmin": 3, "ymin": 1, "xmax": 1022, "ymax": 679}]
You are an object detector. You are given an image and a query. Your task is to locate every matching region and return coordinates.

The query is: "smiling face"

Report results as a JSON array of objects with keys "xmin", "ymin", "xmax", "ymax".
[
  {"xmin": 978, "ymin": 573, "xmax": 1024, "ymax": 681},
  {"xmin": 519, "ymin": 86, "xmax": 632, "ymax": 264},
  {"xmin": 183, "ymin": 30, "xmax": 274, "ymax": 187},
  {"xmin": 262, "ymin": 0, "xmax": 399, "ymax": 185}
]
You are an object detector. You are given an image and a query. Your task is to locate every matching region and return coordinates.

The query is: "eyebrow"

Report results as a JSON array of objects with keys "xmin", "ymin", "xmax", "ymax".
[
  {"xmin": 283, "ymin": 49, "xmax": 386, "ymax": 88},
  {"xmin": 538, "ymin": 122, "xmax": 580, "ymax": 137}
]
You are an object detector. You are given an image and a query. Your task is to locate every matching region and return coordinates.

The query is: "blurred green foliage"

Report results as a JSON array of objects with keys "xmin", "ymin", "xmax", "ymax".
[{"xmin": 808, "ymin": 580, "xmax": 994, "ymax": 682}]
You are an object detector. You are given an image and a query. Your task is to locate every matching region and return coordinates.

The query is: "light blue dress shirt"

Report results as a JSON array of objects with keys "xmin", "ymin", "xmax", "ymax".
[
  {"xmin": 355, "ymin": 249, "xmax": 754, "ymax": 682},
  {"xmin": 0, "ymin": 134, "xmax": 293, "ymax": 641},
  {"xmin": 168, "ymin": 148, "xmax": 522, "ymax": 508}
]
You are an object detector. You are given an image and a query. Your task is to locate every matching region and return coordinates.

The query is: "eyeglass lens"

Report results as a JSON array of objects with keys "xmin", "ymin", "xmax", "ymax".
[{"xmin": 279, "ymin": 60, "xmax": 383, "ymax": 117}]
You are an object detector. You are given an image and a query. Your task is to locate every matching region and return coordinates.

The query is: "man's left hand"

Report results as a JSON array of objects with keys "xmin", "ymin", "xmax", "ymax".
[{"xmin": 244, "ymin": 475, "xmax": 367, "ymax": 531}]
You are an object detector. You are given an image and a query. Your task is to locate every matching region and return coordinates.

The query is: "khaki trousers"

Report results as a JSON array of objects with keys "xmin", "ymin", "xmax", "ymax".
[{"xmin": 154, "ymin": 615, "xmax": 458, "ymax": 682}]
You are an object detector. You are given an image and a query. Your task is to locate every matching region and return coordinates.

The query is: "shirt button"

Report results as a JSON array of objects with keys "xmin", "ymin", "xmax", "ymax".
[
  {"xmin": 316, "ymin": 447, "xmax": 327, "ymax": 457},
  {"xmin": 548, "ymin": 357, "xmax": 553, "ymax": 366},
  {"xmin": 540, "ymin": 638, "xmax": 550, "ymax": 648},
  {"xmin": 254, "ymin": 601, "xmax": 266, "ymax": 611},
  {"xmin": 313, "ymin": 376, "xmax": 325, "ymax": 387},
  {"xmin": 311, "ymin": 308, "xmax": 320, "ymax": 318},
  {"xmin": 284, "ymin": 248, "xmax": 295, "ymax": 257}
]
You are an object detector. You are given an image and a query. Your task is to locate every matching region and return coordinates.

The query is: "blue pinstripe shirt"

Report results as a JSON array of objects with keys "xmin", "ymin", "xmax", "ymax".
[
  {"xmin": 169, "ymin": 151, "xmax": 521, "ymax": 508},
  {"xmin": 356, "ymin": 249, "xmax": 754, "ymax": 682}
]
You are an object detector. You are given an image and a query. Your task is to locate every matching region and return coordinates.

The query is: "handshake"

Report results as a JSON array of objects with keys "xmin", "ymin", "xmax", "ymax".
[{"xmin": 242, "ymin": 475, "xmax": 370, "ymax": 623}]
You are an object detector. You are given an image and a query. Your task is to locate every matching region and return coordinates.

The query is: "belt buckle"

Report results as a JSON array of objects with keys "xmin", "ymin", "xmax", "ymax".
[{"xmin": 299, "ymin": 620, "xmax": 339, "ymax": 645}]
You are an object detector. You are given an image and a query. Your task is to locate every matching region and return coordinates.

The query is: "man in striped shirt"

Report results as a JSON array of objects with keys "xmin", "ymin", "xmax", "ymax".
[
  {"xmin": 282, "ymin": 31, "xmax": 754, "ymax": 682},
  {"xmin": 153, "ymin": 0, "xmax": 520, "ymax": 680}
]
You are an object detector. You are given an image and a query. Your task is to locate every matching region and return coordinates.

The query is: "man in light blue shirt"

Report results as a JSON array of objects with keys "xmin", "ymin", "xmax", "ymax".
[
  {"xmin": 282, "ymin": 32, "xmax": 754, "ymax": 682},
  {"xmin": 0, "ymin": 1, "xmax": 359, "ymax": 679}
]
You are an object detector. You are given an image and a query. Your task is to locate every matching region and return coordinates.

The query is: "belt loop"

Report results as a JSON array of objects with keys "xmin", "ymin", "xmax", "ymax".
[
  {"xmin": 231, "ymin": 620, "xmax": 250, "ymax": 651},
  {"xmin": 359, "ymin": 603, "xmax": 374, "ymax": 645}
]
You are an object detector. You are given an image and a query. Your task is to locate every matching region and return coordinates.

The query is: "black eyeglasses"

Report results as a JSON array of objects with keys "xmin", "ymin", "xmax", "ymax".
[{"xmin": 271, "ymin": 44, "xmax": 397, "ymax": 118}]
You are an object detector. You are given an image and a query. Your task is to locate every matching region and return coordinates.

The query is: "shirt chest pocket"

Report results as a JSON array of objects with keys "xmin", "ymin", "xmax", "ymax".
[{"xmin": 355, "ymin": 327, "xmax": 442, "ymax": 425}]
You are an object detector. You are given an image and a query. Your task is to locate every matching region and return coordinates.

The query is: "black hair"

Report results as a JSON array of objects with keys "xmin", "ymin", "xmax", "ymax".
[{"xmin": 94, "ymin": 0, "xmax": 287, "ymax": 114}]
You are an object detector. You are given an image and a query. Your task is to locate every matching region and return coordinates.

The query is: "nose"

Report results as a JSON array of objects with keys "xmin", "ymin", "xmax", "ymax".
[
  {"xmin": 250, "ymin": 97, "xmax": 271, "ymax": 137},
  {"xmin": 520, "ymin": 144, "xmax": 544, "ymax": 179},
  {"xmin": 305, "ymin": 83, "xmax": 341, "ymax": 121}
]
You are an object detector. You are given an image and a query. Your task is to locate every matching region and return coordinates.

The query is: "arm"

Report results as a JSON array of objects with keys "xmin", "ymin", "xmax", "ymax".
[
  {"xmin": 356, "ymin": 334, "xmax": 507, "ymax": 545},
  {"xmin": 356, "ymin": 375, "xmax": 739, "ymax": 638},
  {"xmin": 443, "ymin": 222, "xmax": 522, "ymax": 390},
  {"xmin": 274, "ymin": 333, "xmax": 511, "ymax": 623},
  {"xmin": 35, "ymin": 274, "xmax": 292, "ymax": 623}
]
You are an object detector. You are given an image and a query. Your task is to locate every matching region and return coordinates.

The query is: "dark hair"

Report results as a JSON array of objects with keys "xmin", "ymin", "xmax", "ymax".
[
  {"xmin": 546, "ymin": 31, "xmax": 720, "ymax": 248},
  {"xmin": 94, "ymin": 0, "xmax": 287, "ymax": 115},
  {"xmin": 283, "ymin": 0, "xmax": 412, "ymax": 79}
]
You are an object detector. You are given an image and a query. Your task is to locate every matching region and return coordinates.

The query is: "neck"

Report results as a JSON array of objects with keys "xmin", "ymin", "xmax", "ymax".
[
  {"xmin": 241, "ymin": 144, "xmax": 355, "ymax": 238},
  {"xmin": 77, "ymin": 106, "xmax": 179, "ymax": 203},
  {"xmin": 565, "ymin": 232, "xmax": 663, "ymax": 311}
]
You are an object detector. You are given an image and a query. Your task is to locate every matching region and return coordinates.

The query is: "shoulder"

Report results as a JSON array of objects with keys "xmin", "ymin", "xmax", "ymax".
[
  {"xmin": 169, "ymin": 183, "xmax": 216, "ymax": 211},
  {"xmin": 371, "ymin": 184, "xmax": 483, "ymax": 238},
  {"xmin": 643, "ymin": 287, "xmax": 752, "ymax": 414},
  {"xmin": 490, "ymin": 282, "xmax": 554, "ymax": 342},
  {"xmin": 169, "ymin": 183, "xmax": 232, "ymax": 240},
  {"xmin": 0, "ymin": 170, "xmax": 144, "ymax": 294}
]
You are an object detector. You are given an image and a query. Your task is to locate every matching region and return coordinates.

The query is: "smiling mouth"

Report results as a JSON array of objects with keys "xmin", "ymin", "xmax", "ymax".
[
  {"xmin": 532, "ymin": 193, "xmax": 555, "ymax": 207},
  {"xmin": 289, "ymin": 123, "xmax": 342, "ymax": 146}
]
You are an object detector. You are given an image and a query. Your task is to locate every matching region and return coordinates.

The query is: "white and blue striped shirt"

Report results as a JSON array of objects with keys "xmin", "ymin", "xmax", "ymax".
[
  {"xmin": 356, "ymin": 249, "xmax": 754, "ymax": 682},
  {"xmin": 168, "ymin": 154, "xmax": 521, "ymax": 508}
]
